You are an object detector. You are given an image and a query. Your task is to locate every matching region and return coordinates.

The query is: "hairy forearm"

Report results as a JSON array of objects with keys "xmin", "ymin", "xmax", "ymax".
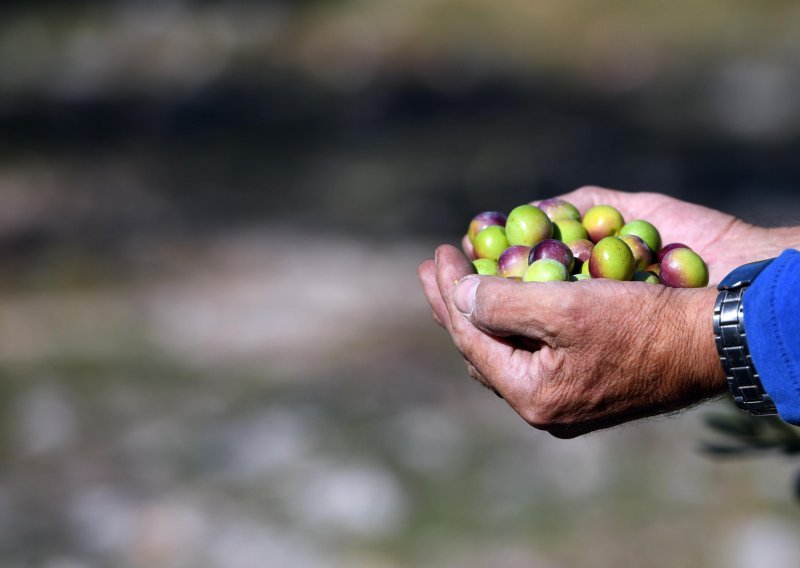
[
  {"xmin": 685, "ymin": 286, "xmax": 728, "ymax": 399},
  {"xmin": 650, "ymin": 287, "xmax": 727, "ymax": 412}
]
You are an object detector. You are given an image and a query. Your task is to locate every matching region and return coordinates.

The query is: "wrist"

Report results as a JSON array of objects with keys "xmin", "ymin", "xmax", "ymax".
[
  {"xmin": 658, "ymin": 287, "xmax": 727, "ymax": 406},
  {"xmin": 642, "ymin": 287, "xmax": 727, "ymax": 414},
  {"xmin": 687, "ymin": 286, "xmax": 729, "ymax": 397}
]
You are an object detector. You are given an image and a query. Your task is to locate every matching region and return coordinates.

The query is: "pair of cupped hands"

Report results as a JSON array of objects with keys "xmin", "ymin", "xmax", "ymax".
[{"xmin": 419, "ymin": 186, "xmax": 784, "ymax": 438}]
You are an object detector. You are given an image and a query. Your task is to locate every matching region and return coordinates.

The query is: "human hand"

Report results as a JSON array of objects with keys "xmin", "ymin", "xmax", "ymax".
[
  {"xmin": 462, "ymin": 186, "xmax": 791, "ymax": 285},
  {"xmin": 418, "ymin": 245, "xmax": 727, "ymax": 437},
  {"xmin": 548, "ymin": 186, "xmax": 760, "ymax": 285}
]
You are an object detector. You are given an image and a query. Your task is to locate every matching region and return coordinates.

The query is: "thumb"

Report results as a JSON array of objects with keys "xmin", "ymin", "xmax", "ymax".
[{"xmin": 453, "ymin": 276, "xmax": 571, "ymax": 339}]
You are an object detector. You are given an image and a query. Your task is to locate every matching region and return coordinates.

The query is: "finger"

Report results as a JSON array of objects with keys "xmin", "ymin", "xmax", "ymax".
[
  {"xmin": 433, "ymin": 245, "xmax": 523, "ymax": 396},
  {"xmin": 452, "ymin": 275, "xmax": 574, "ymax": 340},
  {"xmin": 433, "ymin": 245, "xmax": 485, "ymax": 338},
  {"xmin": 418, "ymin": 259, "xmax": 450, "ymax": 328},
  {"xmin": 422, "ymin": 255, "xmax": 501, "ymax": 395}
]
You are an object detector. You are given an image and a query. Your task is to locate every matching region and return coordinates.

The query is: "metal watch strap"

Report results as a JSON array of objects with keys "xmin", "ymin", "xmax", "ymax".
[{"xmin": 713, "ymin": 285, "xmax": 777, "ymax": 416}]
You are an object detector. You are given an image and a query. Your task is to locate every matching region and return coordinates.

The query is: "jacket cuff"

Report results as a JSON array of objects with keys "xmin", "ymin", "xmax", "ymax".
[{"xmin": 743, "ymin": 249, "xmax": 800, "ymax": 425}]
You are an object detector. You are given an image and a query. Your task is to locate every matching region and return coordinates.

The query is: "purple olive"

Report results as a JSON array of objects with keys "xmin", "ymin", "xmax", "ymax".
[
  {"xmin": 468, "ymin": 211, "xmax": 508, "ymax": 243},
  {"xmin": 568, "ymin": 239, "xmax": 594, "ymax": 275},
  {"xmin": 619, "ymin": 234, "xmax": 652, "ymax": 271},
  {"xmin": 529, "ymin": 239, "xmax": 574, "ymax": 272},
  {"xmin": 660, "ymin": 248, "xmax": 709, "ymax": 288},
  {"xmin": 538, "ymin": 198, "xmax": 581, "ymax": 222},
  {"xmin": 657, "ymin": 242, "xmax": 690, "ymax": 263},
  {"xmin": 588, "ymin": 236, "xmax": 635, "ymax": 280},
  {"xmin": 497, "ymin": 245, "xmax": 532, "ymax": 278}
]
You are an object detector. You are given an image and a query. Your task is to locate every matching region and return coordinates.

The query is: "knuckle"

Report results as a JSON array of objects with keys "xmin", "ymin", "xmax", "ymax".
[
  {"xmin": 518, "ymin": 405, "xmax": 541, "ymax": 428},
  {"xmin": 520, "ymin": 394, "xmax": 565, "ymax": 431},
  {"xmin": 519, "ymin": 405, "xmax": 553, "ymax": 430}
]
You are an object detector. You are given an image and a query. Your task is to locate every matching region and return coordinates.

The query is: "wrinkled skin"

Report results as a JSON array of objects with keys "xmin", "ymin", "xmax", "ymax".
[{"xmin": 425, "ymin": 187, "xmax": 800, "ymax": 437}]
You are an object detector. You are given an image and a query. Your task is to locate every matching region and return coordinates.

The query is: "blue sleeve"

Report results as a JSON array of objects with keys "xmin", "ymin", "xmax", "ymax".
[{"xmin": 743, "ymin": 249, "xmax": 800, "ymax": 425}]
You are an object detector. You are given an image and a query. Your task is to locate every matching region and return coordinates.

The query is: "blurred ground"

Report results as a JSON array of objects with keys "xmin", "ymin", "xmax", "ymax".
[{"xmin": 1, "ymin": 2, "xmax": 800, "ymax": 567}]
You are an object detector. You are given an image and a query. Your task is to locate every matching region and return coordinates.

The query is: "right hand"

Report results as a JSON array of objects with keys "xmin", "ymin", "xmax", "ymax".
[
  {"xmin": 549, "ymin": 186, "xmax": 761, "ymax": 285},
  {"xmin": 418, "ymin": 245, "xmax": 725, "ymax": 438}
]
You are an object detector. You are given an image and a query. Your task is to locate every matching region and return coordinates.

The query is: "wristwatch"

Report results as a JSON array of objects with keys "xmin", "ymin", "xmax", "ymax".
[{"xmin": 713, "ymin": 258, "xmax": 777, "ymax": 416}]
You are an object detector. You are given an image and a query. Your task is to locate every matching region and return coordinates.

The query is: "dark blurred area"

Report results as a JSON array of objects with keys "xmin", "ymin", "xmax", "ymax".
[
  {"xmin": 2, "ymin": 2, "xmax": 800, "ymax": 567},
  {"xmin": 3, "ymin": 0, "xmax": 800, "ymax": 250}
]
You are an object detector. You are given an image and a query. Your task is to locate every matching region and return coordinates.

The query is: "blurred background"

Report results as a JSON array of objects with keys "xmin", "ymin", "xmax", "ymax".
[{"xmin": 2, "ymin": 1, "xmax": 800, "ymax": 567}]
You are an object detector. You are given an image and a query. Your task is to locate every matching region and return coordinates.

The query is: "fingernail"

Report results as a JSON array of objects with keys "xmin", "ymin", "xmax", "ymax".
[{"xmin": 453, "ymin": 276, "xmax": 479, "ymax": 316}]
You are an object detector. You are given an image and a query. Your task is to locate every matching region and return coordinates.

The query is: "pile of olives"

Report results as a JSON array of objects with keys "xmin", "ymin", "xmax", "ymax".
[{"xmin": 468, "ymin": 198, "xmax": 709, "ymax": 287}]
